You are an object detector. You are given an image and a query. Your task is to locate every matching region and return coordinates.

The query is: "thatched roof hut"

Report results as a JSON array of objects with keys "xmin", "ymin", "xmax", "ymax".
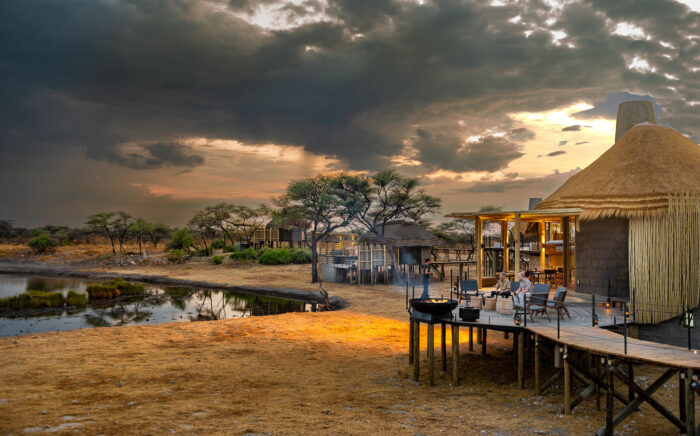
[
  {"xmin": 359, "ymin": 220, "xmax": 442, "ymax": 247},
  {"xmin": 537, "ymin": 125, "xmax": 700, "ymax": 220},
  {"xmin": 536, "ymin": 120, "xmax": 700, "ymax": 323}
]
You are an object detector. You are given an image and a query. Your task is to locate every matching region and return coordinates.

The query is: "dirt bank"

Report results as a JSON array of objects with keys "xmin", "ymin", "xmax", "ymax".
[{"xmin": 0, "ymin": 246, "xmax": 687, "ymax": 435}]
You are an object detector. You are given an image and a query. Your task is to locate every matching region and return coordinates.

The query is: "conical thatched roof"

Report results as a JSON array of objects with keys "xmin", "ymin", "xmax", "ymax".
[
  {"xmin": 536, "ymin": 124, "xmax": 700, "ymax": 219},
  {"xmin": 359, "ymin": 220, "xmax": 442, "ymax": 247}
]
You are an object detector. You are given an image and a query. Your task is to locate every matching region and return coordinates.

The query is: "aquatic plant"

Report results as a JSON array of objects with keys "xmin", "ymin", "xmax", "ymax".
[
  {"xmin": 86, "ymin": 284, "xmax": 120, "ymax": 299},
  {"xmin": 103, "ymin": 278, "xmax": 145, "ymax": 295},
  {"xmin": 65, "ymin": 290, "xmax": 88, "ymax": 306},
  {"xmin": 27, "ymin": 290, "xmax": 65, "ymax": 307},
  {"xmin": 0, "ymin": 293, "xmax": 31, "ymax": 309}
]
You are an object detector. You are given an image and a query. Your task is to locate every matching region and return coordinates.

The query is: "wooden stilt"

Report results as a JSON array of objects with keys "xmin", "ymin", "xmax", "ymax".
[
  {"xmin": 413, "ymin": 321, "xmax": 420, "ymax": 382},
  {"xmin": 605, "ymin": 357, "xmax": 614, "ymax": 436},
  {"xmin": 452, "ymin": 324, "xmax": 459, "ymax": 385},
  {"xmin": 477, "ymin": 327, "xmax": 483, "ymax": 344},
  {"xmin": 469, "ymin": 326, "xmax": 474, "ymax": 351},
  {"xmin": 596, "ymin": 356, "xmax": 602, "ymax": 411},
  {"xmin": 408, "ymin": 318, "xmax": 414, "ymax": 365},
  {"xmin": 627, "ymin": 362, "xmax": 635, "ymax": 404},
  {"xmin": 481, "ymin": 328, "xmax": 487, "ymax": 356},
  {"xmin": 680, "ymin": 371, "xmax": 687, "ymax": 424},
  {"xmin": 518, "ymin": 331, "xmax": 524, "ymax": 389},
  {"xmin": 534, "ymin": 334, "xmax": 541, "ymax": 395},
  {"xmin": 504, "ymin": 331, "xmax": 509, "ymax": 339},
  {"xmin": 564, "ymin": 346, "xmax": 570, "ymax": 415},
  {"xmin": 427, "ymin": 323, "xmax": 435, "ymax": 386},
  {"xmin": 441, "ymin": 323, "xmax": 447, "ymax": 372},
  {"xmin": 687, "ymin": 369, "xmax": 695, "ymax": 436}
]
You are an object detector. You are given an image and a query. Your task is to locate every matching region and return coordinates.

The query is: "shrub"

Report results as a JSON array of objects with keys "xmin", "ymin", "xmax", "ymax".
[
  {"xmin": 290, "ymin": 248, "xmax": 312, "ymax": 264},
  {"xmin": 167, "ymin": 249, "xmax": 186, "ymax": 263},
  {"xmin": 211, "ymin": 239, "xmax": 225, "ymax": 250},
  {"xmin": 229, "ymin": 251, "xmax": 246, "ymax": 261},
  {"xmin": 27, "ymin": 233, "xmax": 58, "ymax": 254},
  {"xmin": 211, "ymin": 255, "xmax": 224, "ymax": 265},
  {"xmin": 257, "ymin": 247, "xmax": 271, "ymax": 257},
  {"xmin": 65, "ymin": 290, "xmax": 88, "ymax": 306},
  {"xmin": 243, "ymin": 247, "xmax": 256, "ymax": 259},
  {"xmin": 258, "ymin": 248, "xmax": 293, "ymax": 265},
  {"xmin": 167, "ymin": 228, "xmax": 194, "ymax": 250},
  {"xmin": 224, "ymin": 245, "xmax": 236, "ymax": 253},
  {"xmin": 86, "ymin": 284, "xmax": 120, "ymax": 299},
  {"xmin": 0, "ymin": 293, "xmax": 31, "ymax": 309},
  {"xmin": 27, "ymin": 290, "xmax": 64, "ymax": 308},
  {"xmin": 193, "ymin": 247, "xmax": 209, "ymax": 257}
]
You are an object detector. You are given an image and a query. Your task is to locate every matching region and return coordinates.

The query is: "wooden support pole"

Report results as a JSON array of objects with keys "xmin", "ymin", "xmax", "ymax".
[
  {"xmin": 687, "ymin": 369, "xmax": 695, "ymax": 436},
  {"xmin": 477, "ymin": 327, "xmax": 482, "ymax": 344},
  {"xmin": 469, "ymin": 326, "xmax": 474, "ymax": 352},
  {"xmin": 680, "ymin": 371, "xmax": 687, "ymax": 424},
  {"xmin": 514, "ymin": 213, "xmax": 521, "ymax": 275},
  {"xmin": 534, "ymin": 334, "xmax": 541, "ymax": 395},
  {"xmin": 627, "ymin": 362, "xmax": 635, "ymax": 405},
  {"xmin": 564, "ymin": 346, "xmax": 571, "ymax": 415},
  {"xmin": 451, "ymin": 324, "xmax": 460, "ymax": 385},
  {"xmin": 605, "ymin": 357, "xmax": 614, "ymax": 436},
  {"xmin": 413, "ymin": 321, "xmax": 420, "ymax": 382},
  {"xmin": 518, "ymin": 331, "xmax": 524, "ymax": 389},
  {"xmin": 562, "ymin": 217, "xmax": 570, "ymax": 287},
  {"xmin": 476, "ymin": 216, "xmax": 483, "ymax": 288},
  {"xmin": 539, "ymin": 221, "xmax": 546, "ymax": 271},
  {"xmin": 481, "ymin": 328, "xmax": 487, "ymax": 356},
  {"xmin": 500, "ymin": 221, "xmax": 509, "ymax": 272},
  {"xmin": 441, "ymin": 323, "xmax": 447, "ymax": 372},
  {"xmin": 408, "ymin": 318, "xmax": 414, "ymax": 365},
  {"xmin": 596, "ymin": 356, "xmax": 602, "ymax": 411},
  {"xmin": 427, "ymin": 323, "xmax": 435, "ymax": 386}
]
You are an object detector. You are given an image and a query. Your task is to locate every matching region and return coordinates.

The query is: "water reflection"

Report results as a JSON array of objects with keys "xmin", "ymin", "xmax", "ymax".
[{"xmin": 0, "ymin": 274, "xmax": 312, "ymax": 337}]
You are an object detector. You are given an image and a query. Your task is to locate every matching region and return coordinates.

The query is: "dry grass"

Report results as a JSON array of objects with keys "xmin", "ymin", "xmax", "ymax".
[{"xmin": 0, "ymin": 250, "xmax": 691, "ymax": 435}]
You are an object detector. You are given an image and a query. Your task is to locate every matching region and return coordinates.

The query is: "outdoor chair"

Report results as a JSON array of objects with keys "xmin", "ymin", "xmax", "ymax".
[
  {"xmin": 460, "ymin": 279, "xmax": 480, "ymax": 299},
  {"xmin": 546, "ymin": 286, "xmax": 570, "ymax": 320},
  {"xmin": 527, "ymin": 283, "xmax": 551, "ymax": 322}
]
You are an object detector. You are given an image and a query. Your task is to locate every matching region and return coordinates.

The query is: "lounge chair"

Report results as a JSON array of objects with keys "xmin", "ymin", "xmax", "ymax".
[
  {"xmin": 546, "ymin": 286, "xmax": 570, "ymax": 319},
  {"xmin": 527, "ymin": 283, "xmax": 551, "ymax": 322},
  {"xmin": 460, "ymin": 279, "xmax": 480, "ymax": 299}
]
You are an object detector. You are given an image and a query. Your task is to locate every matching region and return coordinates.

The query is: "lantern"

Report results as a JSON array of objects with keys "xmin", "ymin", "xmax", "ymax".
[
  {"xmin": 514, "ymin": 313, "xmax": 522, "ymax": 326},
  {"xmin": 681, "ymin": 312, "xmax": 695, "ymax": 328},
  {"xmin": 593, "ymin": 313, "xmax": 599, "ymax": 326}
]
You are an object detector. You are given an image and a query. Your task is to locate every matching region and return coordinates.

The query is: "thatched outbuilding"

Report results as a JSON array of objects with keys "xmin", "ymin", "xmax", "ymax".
[
  {"xmin": 358, "ymin": 220, "xmax": 442, "ymax": 284},
  {"xmin": 537, "ymin": 105, "xmax": 700, "ymax": 323}
]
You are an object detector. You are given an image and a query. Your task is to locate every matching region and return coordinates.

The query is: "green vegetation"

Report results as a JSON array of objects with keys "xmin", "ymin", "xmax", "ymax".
[
  {"xmin": 87, "ymin": 278, "xmax": 144, "ymax": 299},
  {"xmin": 167, "ymin": 249, "xmax": 186, "ymax": 263},
  {"xmin": 211, "ymin": 255, "xmax": 224, "ymax": 265},
  {"xmin": 290, "ymin": 248, "xmax": 312, "ymax": 264},
  {"xmin": 0, "ymin": 290, "xmax": 68, "ymax": 309},
  {"xmin": 167, "ymin": 228, "xmax": 194, "ymax": 250},
  {"xmin": 27, "ymin": 232, "xmax": 58, "ymax": 253},
  {"xmin": 211, "ymin": 239, "xmax": 225, "ymax": 249},
  {"xmin": 258, "ymin": 248, "xmax": 293, "ymax": 265},
  {"xmin": 65, "ymin": 290, "xmax": 88, "ymax": 306}
]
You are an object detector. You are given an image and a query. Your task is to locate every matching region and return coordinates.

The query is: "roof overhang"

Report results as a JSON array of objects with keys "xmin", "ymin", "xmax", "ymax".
[{"xmin": 446, "ymin": 208, "xmax": 582, "ymax": 223}]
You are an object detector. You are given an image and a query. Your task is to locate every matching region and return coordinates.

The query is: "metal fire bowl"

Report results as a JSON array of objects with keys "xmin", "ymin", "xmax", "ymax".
[{"xmin": 409, "ymin": 298, "xmax": 459, "ymax": 316}]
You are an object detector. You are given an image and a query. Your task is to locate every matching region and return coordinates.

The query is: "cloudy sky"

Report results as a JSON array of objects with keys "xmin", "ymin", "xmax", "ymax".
[{"xmin": 1, "ymin": 0, "xmax": 699, "ymax": 227}]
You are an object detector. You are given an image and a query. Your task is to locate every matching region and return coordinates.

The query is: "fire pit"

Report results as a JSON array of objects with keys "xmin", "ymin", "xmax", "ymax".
[{"xmin": 409, "ymin": 298, "xmax": 458, "ymax": 317}]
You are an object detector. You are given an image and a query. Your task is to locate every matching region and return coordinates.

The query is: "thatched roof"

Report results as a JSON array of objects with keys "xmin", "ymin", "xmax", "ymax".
[
  {"xmin": 359, "ymin": 220, "xmax": 442, "ymax": 247},
  {"xmin": 536, "ymin": 124, "xmax": 700, "ymax": 220}
]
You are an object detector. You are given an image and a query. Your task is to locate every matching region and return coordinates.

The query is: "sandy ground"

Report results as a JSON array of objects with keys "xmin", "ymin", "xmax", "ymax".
[{"xmin": 0, "ymin": 244, "xmax": 691, "ymax": 435}]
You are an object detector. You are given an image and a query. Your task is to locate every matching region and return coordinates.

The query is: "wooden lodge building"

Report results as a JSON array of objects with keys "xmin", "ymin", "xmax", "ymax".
[{"xmin": 449, "ymin": 101, "xmax": 700, "ymax": 324}]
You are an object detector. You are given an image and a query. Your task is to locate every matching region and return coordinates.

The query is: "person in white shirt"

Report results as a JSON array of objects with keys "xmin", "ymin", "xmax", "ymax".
[{"xmin": 515, "ymin": 271, "xmax": 532, "ymax": 307}]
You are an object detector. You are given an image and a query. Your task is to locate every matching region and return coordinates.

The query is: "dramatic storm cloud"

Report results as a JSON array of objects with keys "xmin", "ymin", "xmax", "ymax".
[{"xmin": 1, "ymin": 0, "xmax": 698, "ymax": 226}]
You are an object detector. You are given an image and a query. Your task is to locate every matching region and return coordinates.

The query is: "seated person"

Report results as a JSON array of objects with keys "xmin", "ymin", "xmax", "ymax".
[
  {"xmin": 490, "ymin": 272, "xmax": 511, "ymax": 298},
  {"xmin": 514, "ymin": 271, "xmax": 532, "ymax": 307}
]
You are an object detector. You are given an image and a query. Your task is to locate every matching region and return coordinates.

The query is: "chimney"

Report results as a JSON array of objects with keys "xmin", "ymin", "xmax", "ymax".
[
  {"xmin": 615, "ymin": 100, "xmax": 656, "ymax": 142},
  {"xmin": 528, "ymin": 198, "xmax": 542, "ymax": 210}
]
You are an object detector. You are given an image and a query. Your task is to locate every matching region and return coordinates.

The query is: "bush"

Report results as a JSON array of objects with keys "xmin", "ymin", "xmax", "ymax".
[
  {"xmin": 0, "ymin": 293, "xmax": 31, "ymax": 309},
  {"xmin": 229, "ymin": 251, "xmax": 246, "ymax": 261},
  {"xmin": 27, "ymin": 233, "xmax": 58, "ymax": 254},
  {"xmin": 86, "ymin": 284, "xmax": 120, "ymax": 299},
  {"xmin": 257, "ymin": 247, "xmax": 271, "ymax": 257},
  {"xmin": 65, "ymin": 290, "xmax": 88, "ymax": 306},
  {"xmin": 27, "ymin": 290, "xmax": 64, "ymax": 308},
  {"xmin": 211, "ymin": 255, "xmax": 224, "ymax": 265},
  {"xmin": 211, "ymin": 239, "xmax": 225, "ymax": 250},
  {"xmin": 290, "ymin": 248, "xmax": 312, "ymax": 264},
  {"xmin": 193, "ymin": 247, "xmax": 209, "ymax": 257},
  {"xmin": 167, "ymin": 228, "xmax": 194, "ymax": 250},
  {"xmin": 224, "ymin": 245, "xmax": 236, "ymax": 253},
  {"xmin": 243, "ymin": 247, "xmax": 256, "ymax": 259},
  {"xmin": 258, "ymin": 248, "xmax": 293, "ymax": 265},
  {"xmin": 167, "ymin": 249, "xmax": 186, "ymax": 263}
]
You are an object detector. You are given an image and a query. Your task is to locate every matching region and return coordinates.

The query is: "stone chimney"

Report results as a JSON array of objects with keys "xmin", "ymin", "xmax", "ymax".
[{"xmin": 615, "ymin": 100, "xmax": 656, "ymax": 142}]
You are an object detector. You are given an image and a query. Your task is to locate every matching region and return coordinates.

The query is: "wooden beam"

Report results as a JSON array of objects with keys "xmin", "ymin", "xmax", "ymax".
[
  {"xmin": 408, "ymin": 318, "xmax": 414, "ymax": 365},
  {"xmin": 469, "ymin": 326, "xmax": 474, "ymax": 352},
  {"xmin": 562, "ymin": 217, "xmax": 570, "ymax": 287},
  {"xmin": 476, "ymin": 216, "xmax": 483, "ymax": 288},
  {"xmin": 413, "ymin": 321, "xmax": 420, "ymax": 382},
  {"xmin": 612, "ymin": 367, "xmax": 682, "ymax": 431},
  {"xmin": 514, "ymin": 214, "xmax": 521, "ymax": 275},
  {"xmin": 564, "ymin": 346, "xmax": 571, "ymax": 415},
  {"xmin": 539, "ymin": 221, "xmax": 546, "ymax": 270},
  {"xmin": 441, "ymin": 323, "xmax": 447, "ymax": 372},
  {"xmin": 534, "ymin": 334, "xmax": 541, "ymax": 395},
  {"xmin": 427, "ymin": 323, "xmax": 435, "ymax": 386},
  {"xmin": 481, "ymin": 328, "xmax": 487, "ymax": 356},
  {"xmin": 501, "ymin": 221, "xmax": 509, "ymax": 272},
  {"xmin": 518, "ymin": 332, "xmax": 524, "ymax": 389},
  {"xmin": 605, "ymin": 357, "xmax": 615, "ymax": 436},
  {"xmin": 687, "ymin": 369, "xmax": 695, "ymax": 436},
  {"xmin": 451, "ymin": 324, "xmax": 460, "ymax": 385}
]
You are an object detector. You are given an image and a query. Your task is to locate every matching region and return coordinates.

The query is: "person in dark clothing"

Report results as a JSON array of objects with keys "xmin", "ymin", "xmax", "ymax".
[{"xmin": 421, "ymin": 258, "xmax": 432, "ymax": 299}]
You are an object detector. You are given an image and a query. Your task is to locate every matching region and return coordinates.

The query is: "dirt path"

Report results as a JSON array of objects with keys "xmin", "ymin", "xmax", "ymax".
[{"xmin": 0, "ymin": 257, "xmax": 686, "ymax": 435}]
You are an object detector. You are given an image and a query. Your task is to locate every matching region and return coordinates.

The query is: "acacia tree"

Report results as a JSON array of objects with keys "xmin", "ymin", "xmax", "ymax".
[
  {"xmin": 148, "ymin": 223, "xmax": 171, "ymax": 248},
  {"xmin": 275, "ymin": 173, "xmax": 364, "ymax": 283},
  {"xmin": 130, "ymin": 219, "xmax": 152, "ymax": 253},
  {"xmin": 202, "ymin": 203, "xmax": 237, "ymax": 247},
  {"xmin": 188, "ymin": 208, "xmax": 219, "ymax": 255},
  {"xmin": 229, "ymin": 204, "xmax": 270, "ymax": 245},
  {"xmin": 113, "ymin": 212, "xmax": 134, "ymax": 254},
  {"xmin": 85, "ymin": 212, "xmax": 118, "ymax": 254}
]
